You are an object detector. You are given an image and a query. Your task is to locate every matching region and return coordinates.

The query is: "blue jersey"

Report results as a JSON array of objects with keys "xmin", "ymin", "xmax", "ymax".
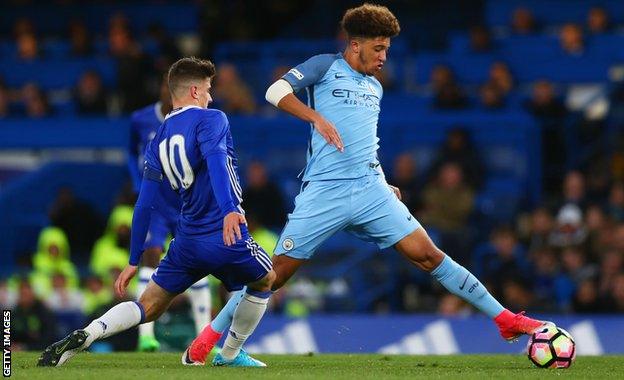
[
  {"xmin": 282, "ymin": 53, "xmax": 384, "ymax": 181},
  {"xmin": 128, "ymin": 102, "xmax": 181, "ymax": 221},
  {"xmin": 143, "ymin": 106, "xmax": 244, "ymax": 241}
]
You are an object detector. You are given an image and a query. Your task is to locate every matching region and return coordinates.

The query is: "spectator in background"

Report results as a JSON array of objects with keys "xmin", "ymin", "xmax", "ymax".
[
  {"xmin": 519, "ymin": 206, "xmax": 555, "ymax": 252},
  {"xmin": 212, "ymin": 63, "xmax": 257, "ymax": 114},
  {"xmin": 90, "ymin": 205, "xmax": 134, "ymax": 279},
  {"xmin": 82, "ymin": 275, "xmax": 113, "ymax": 317},
  {"xmin": 45, "ymin": 273, "xmax": 84, "ymax": 313},
  {"xmin": 12, "ymin": 17, "xmax": 35, "ymax": 39},
  {"xmin": 479, "ymin": 81, "xmax": 505, "ymax": 110},
  {"xmin": 549, "ymin": 204, "xmax": 588, "ymax": 248},
  {"xmin": 22, "ymin": 83, "xmax": 51, "ymax": 118},
  {"xmin": 430, "ymin": 65, "xmax": 468, "ymax": 110},
  {"xmin": 525, "ymin": 80, "xmax": 566, "ymax": 119},
  {"xmin": 468, "ymin": 25, "xmax": 492, "ymax": 53},
  {"xmin": 572, "ymin": 279, "xmax": 603, "ymax": 313},
  {"xmin": 560, "ymin": 23, "xmax": 585, "ymax": 56},
  {"xmin": 11, "ymin": 279, "xmax": 57, "ymax": 351},
  {"xmin": 586, "ymin": 6, "xmax": 611, "ymax": 35},
  {"xmin": 559, "ymin": 171, "xmax": 588, "ymax": 211},
  {"xmin": 109, "ymin": 16, "xmax": 151, "ymax": 113},
  {"xmin": 29, "ymin": 226, "xmax": 79, "ymax": 297},
  {"xmin": 68, "ymin": 20, "xmax": 93, "ymax": 57},
  {"xmin": 242, "ymin": 161, "xmax": 287, "ymax": 229},
  {"xmin": 607, "ymin": 273, "xmax": 624, "ymax": 313},
  {"xmin": 530, "ymin": 247, "xmax": 562, "ymax": 308},
  {"xmin": 16, "ymin": 32, "xmax": 39, "ymax": 60},
  {"xmin": 49, "ymin": 187, "xmax": 103, "ymax": 265},
  {"xmin": 74, "ymin": 71, "xmax": 108, "ymax": 115},
  {"xmin": 501, "ymin": 279, "xmax": 535, "ymax": 312},
  {"xmin": 560, "ymin": 246, "xmax": 597, "ymax": 286},
  {"xmin": 473, "ymin": 226, "xmax": 530, "ymax": 285},
  {"xmin": 488, "ymin": 62, "xmax": 514, "ymax": 95},
  {"xmin": 428, "ymin": 128, "xmax": 485, "ymax": 190},
  {"xmin": 389, "ymin": 153, "xmax": 421, "ymax": 213},
  {"xmin": 607, "ymin": 181, "xmax": 624, "ymax": 222},
  {"xmin": 585, "ymin": 161, "xmax": 611, "ymax": 203},
  {"xmin": 525, "ymin": 80, "xmax": 567, "ymax": 195},
  {"xmin": 598, "ymin": 249, "xmax": 622, "ymax": 296},
  {"xmin": 511, "ymin": 7, "xmax": 537, "ymax": 35},
  {"xmin": 421, "ymin": 162, "xmax": 474, "ymax": 232},
  {"xmin": 585, "ymin": 204, "xmax": 612, "ymax": 259},
  {"xmin": 0, "ymin": 83, "xmax": 9, "ymax": 118}
]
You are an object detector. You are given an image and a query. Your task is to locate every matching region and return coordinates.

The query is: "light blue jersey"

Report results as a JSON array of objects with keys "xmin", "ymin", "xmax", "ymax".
[
  {"xmin": 282, "ymin": 53, "xmax": 384, "ymax": 181},
  {"xmin": 274, "ymin": 53, "xmax": 420, "ymax": 260}
]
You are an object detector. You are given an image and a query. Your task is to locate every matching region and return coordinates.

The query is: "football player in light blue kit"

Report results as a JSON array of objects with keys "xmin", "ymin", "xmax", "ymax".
[
  {"xmin": 128, "ymin": 76, "xmax": 212, "ymax": 352},
  {"xmin": 186, "ymin": 4, "xmax": 550, "ymax": 360},
  {"xmin": 38, "ymin": 57, "xmax": 275, "ymax": 368}
]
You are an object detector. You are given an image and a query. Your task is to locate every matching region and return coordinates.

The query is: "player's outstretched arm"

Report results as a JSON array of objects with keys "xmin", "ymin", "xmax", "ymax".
[{"xmin": 266, "ymin": 80, "xmax": 343, "ymax": 152}]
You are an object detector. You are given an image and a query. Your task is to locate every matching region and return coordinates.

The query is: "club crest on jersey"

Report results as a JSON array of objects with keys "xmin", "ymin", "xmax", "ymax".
[
  {"xmin": 288, "ymin": 68, "xmax": 304, "ymax": 80},
  {"xmin": 282, "ymin": 238, "xmax": 295, "ymax": 251}
]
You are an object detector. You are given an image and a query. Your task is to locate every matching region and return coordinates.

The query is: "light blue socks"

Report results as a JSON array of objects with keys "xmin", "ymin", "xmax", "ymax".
[
  {"xmin": 211, "ymin": 288, "xmax": 245, "ymax": 333},
  {"xmin": 431, "ymin": 255, "xmax": 504, "ymax": 318}
]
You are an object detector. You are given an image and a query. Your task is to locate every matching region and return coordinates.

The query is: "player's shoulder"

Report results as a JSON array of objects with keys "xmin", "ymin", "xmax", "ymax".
[
  {"xmin": 304, "ymin": 53, "xmax": 341, "ymax": 70},
  {"xmin": 189, "ymin": 108, "xmax": 229, "ymax": 134},
  {"xmin": 191, "ymin": 108, "xmax": 228, "ymax": 123}
]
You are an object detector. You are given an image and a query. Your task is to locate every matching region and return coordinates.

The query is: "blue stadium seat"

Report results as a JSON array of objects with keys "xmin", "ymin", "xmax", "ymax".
[{"xmin": 0, "ymin": 58, "xmax": 117, "ymax": 89}]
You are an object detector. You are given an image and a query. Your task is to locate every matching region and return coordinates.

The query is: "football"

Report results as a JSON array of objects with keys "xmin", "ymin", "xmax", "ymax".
[{"xmin": 527, "ymin": 325, "xmax": 576, "ymax": 369}]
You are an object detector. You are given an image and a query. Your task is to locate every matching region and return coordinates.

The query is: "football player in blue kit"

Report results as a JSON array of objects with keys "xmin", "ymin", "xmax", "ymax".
[
  {"xmin": 129, "ymin": 75, "xmax": 212, "ymax": 352},
  {"xmin": 186, "ymin": 4, "xmax": 550, "ymax": 361},
  {"xmin": 38, "ymin": 57, "xmax": 275, "ymax": 368}
]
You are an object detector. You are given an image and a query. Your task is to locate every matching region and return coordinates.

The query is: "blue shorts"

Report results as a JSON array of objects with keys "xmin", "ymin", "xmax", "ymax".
[
  {"xmin": 274, "ymin": 175, "xmax": 421, "ymax": 260},
  {"xmin": 144, "ymin": 210, "xmax": 176, "ymax": 250},
  {"xmin": 152, "ymin": 231, "xmax": 272, "ymax": 294}
]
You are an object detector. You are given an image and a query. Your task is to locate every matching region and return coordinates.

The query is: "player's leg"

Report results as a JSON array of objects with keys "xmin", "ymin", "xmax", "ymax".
[
  {"xmin": 187, "ymin": 277, "xmax": 211, "ymax": 334},
  {"xmin": 136, "ymin": 213, "xmax": 169, "ymax": 351},
  {"xmin": 189, "ymin": 181, "xmax": 348, "ymax": 354},
  {"xmin": 350, "ymin": 175, "xmax": 549, "ymax": 341},
  {"xmin": 137, "ymin": 246, "xmax": 162, "ymax": 352},
  {"xmin": 37, "ymin": 280, "xmax": 175, "ymax": 367},
  {"xmin": 213, "ymin": 269, "xmax": 276, "ymax": 367},
  {"xmin": 395, "ymin": 228, "xmax": 550, "ymax": 341},
  {"xmin": 182, "ymin": 235, "xmax": 275, "ymax": 367}
]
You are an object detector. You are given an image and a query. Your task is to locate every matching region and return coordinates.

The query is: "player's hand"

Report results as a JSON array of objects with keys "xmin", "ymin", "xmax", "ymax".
[
  {"xmin": 312, "ymin": 114, "xmax": 344, "ymax": 152},
  {"xmin": 388, "ymin": 184, "xmax": 402, "ymax": 200},
  {"xmin": 115, "ymin": 265, "xmax": 138, "ymax": 298},
  {"xmin": 223, "ymin": 211, "xmax": 247, "ymax": 246}
]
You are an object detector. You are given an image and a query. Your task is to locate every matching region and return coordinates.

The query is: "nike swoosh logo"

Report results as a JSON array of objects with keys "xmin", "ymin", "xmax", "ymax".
[
  {"xmin": 459, "ymin": 274, "xmax": 470, "ymax": 290},
  {"xmin": 407, "ymin": 215, "xmax": 412, "ymax": 221},
  {"xmin": 55, "ymin": 340, "xmax": 71, "ymax": 355},
  {"xmin": 335, "ymin": 74, "xmax": 346, "ymax": 79}
]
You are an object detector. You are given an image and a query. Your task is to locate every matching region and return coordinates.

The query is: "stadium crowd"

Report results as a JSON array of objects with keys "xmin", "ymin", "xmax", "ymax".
[{"xmin": 2, "ymin": 1, "xmax": 624, "ymax": 350}]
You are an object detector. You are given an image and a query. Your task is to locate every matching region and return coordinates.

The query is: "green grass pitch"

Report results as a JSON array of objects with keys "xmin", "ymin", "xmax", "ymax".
[{"xmin": 10, "ymin": 352, "xmax": 624, "ymax": 379}]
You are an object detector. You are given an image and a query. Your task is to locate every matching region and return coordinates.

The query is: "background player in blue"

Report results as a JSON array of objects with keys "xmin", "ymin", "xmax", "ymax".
[
  {"xmin": 38, "ymin": 57, "xmax": 276, "ymax": 368},
  {"xmin": 186, "ymin": 4, "xmax": 553, "ymax": 360},
  {"xmin": 128, "ymin": 75, "xmax": 212, "ymax": 352}
]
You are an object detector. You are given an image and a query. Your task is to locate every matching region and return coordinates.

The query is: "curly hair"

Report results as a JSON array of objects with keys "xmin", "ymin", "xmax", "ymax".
[{"xmin": 340, "ymin": 3, "xmax": 400, "ymax": 39}]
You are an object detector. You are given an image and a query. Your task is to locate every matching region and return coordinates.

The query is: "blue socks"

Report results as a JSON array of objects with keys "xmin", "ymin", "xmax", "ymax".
[
  {"xmin": 431, "ymin": 255, "xmax": 504, "ymax": 318},
  {"xmin": 210, "ymin": 288, "xmax": 245, "ymax": 333}
]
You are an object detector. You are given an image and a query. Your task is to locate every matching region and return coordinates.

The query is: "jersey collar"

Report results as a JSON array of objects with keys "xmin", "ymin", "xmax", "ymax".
[{"xmin": 165, "ymin": 105, "xmax": 202, "ymax": 120}]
